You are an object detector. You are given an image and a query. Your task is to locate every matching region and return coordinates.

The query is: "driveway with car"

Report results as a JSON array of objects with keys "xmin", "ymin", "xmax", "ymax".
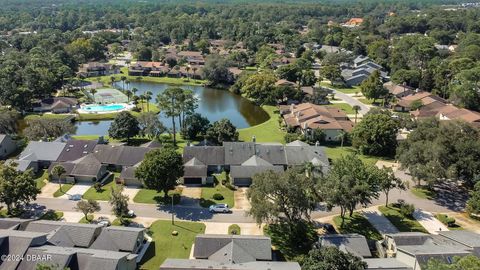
[{"xmin": 59, "ymin": 184, "xmax": 91, "ymax": 199}]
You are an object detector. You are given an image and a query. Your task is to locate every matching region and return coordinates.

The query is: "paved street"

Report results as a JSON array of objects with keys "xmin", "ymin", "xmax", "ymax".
[{"xmin": 323, "ymin": 86, "xmax": 371, "ymax": 115}]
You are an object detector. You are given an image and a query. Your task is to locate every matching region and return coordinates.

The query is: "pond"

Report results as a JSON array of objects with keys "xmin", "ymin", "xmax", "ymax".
[{"xmin": 73, "ymin": 81, "xmax": 269, "ymax": 136}]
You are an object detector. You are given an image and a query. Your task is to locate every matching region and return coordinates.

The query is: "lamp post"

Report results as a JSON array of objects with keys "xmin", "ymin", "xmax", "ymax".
[{"xmin": 171, "ymin": 194, "xmax": 174, "ymax": 225}]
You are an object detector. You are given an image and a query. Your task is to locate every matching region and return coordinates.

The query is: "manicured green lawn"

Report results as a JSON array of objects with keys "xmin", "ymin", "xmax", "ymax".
[
  {"xmin": 79, "ymin": 214, "xmax": 94, "ymax": 224},
  {"xmin": 200, "ymin": 184, "xmax": 235, "ymax": 208},
  {"xmin": 82, "ymin": 177, "xmax": 117, "ymax": 201},
  {"xmin": 24, "ymin": 113, "xmax": 73, "ymax": 121},
  {"xmin": 435, "ymin": 214, "xmax": 463, "ymax": 230},
  {"xmin": 133, "ymin": 187, "xmax": 183, "ymax": 204},
  {"xmin": 86, "ymin": 67, "xmax": 207, "ymax": 87},
  {"xmin": 34, "ymin": 169, "xmax": 49, "ymax": 190},
  {"xmin": 333, "ymin": 213, "xmax": 382, "ymax": 241},
  {"xmin": 323, "ymin": 145, "xmax": 381, "ymax": 165},
  {"xmin": 326, "ymin": 103, "xmax": 355, "ymax": 114},
  {"xmin": 40, "ymin": 210, "xmax": 64, "ymax": 221},
  {"xmin": 358, "ymin": 98, "xmax": 380, "ymax": 106},
  {"xmin": 228, "ymin": 224, "xmax": 241, "ymax": 235},
  {"xmin": 378, "ymin": 205, "xmax": 428, "ymax": 233},
  {"xmin": 53, "ymin": 184, "xmax": 74, "ymax": 197},
  {"xmin": 238, "ymin": 105, "xmax": 285, "ymax": 143},
  {"xmin": 319, "ymin": 81, "xmax": 362, "ymax": 94},
  {"xmin": 139, "ymin": 220, "xmax": 205, "ymax": 270},
  {"xmin": 411, "ymin": 186, "xmax": 436, "ymax": 200}
]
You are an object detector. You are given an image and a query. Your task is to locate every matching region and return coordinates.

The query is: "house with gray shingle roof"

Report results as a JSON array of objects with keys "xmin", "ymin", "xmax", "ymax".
[
  {"xmin": 0, "ymin": 229, "xmax": 49, "ymax": 270},
  {"xmin": 14, "ymin": 141, "xmax": 66, "ymax": 173},
  {"xmin": 90, "ymin": 226, "xmax": 145, "ymax": 254},
  {"xmin": 319, "ymin": 234, "xmax": 372, "ymax": 258},
  {"xmin": 182, "ymin": 140, "xmax": 329, "ymax": 186},
  {"xmin": 0, "ymin": 134, "xmax": 16, "ymax": 159},
  {"xmin": 160, "ymin": 234, "xmax": 300, "ymax": 270},
  {"xmin": 48, "ymin": 154, "xmax": 108, "ymax": 184}
]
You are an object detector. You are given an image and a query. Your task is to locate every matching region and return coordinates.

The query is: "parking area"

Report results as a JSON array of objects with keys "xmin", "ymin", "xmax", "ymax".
[{"xmin": 59, "ymin": 184, "xmax": 91, "ymax": 199}]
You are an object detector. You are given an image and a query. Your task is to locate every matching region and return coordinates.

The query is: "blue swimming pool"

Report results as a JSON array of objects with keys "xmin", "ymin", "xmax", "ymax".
[{"xmin": 83, "ymin": 104, "xmax": 126, "ymax": 112}]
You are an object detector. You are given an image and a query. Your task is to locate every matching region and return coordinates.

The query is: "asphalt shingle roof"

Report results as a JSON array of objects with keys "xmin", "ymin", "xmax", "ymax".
[
  {"xmin": 320, "ymin": 234, "xmax": 372, "ymax": 258},
  {"xmin": 56, "ymin": 139, "xmax": 98, "ymax": 162},
  {"xmin": 90, "ymin": 226, "xmax": 144, "ymax": 253},
  {"xmin": 19, "ymin": 141, "xmax": 66, "ymax": 162}
]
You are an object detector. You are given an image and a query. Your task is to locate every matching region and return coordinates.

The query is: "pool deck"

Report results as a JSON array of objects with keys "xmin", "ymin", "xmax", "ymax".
[{"xmin": 77, "ymin": 103, "xmax": 135, "ymax": 114}]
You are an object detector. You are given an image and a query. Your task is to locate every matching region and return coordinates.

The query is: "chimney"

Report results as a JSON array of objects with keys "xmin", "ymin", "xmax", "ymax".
[{"xmin": 315, "ymin": 141, "xmax": 320, "ymax": 147}]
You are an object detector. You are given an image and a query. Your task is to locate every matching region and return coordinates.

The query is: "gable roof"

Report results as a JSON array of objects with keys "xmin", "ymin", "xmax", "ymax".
[
  {"xmin": 183, "ymin": 146, "xmax": 225, "ymax": 165},
  {"xmin": 25, "ymin": 220, "xmax": 103, "ymax": 248},
  {"xmin": 241, "ymin": 155, "xmax": 272, "ymax": 166},
  {"xmin": 230, "ymin": 165, "xmax": 284, "ymax": 179},
  {"xmin": 224, "ymin": 142, "xmax": 255, "ymax": 165},
  {"xmin": 160, "ymin": 259, "xmax": 301, "ymax": 270},
  {"xmin": 0, "ymin": 229, "xmax": 49, "ymax": 270},
  {"xmin": 90, "ymin": 226, "xmax": 145, "ymax": 252},
  {"xmin": 437, "ymin": 231, "xmax": 480, "ymax": 248},
  {"xmin": 19, "ymin": 141, "xmax": 66, "ymax": 162},
  {"xmin": 193, "ymin": 235, "xmax": 272, "ymax": 263},
  {"xmin": 57, "ymin": 139, "xmax": 98, "ymax": 162},
  {"xmin": 93, "ymin": 145, "xmax": 151, "ymax": 166},
  {"xmin": 320, "ymin": 234, "xmax": 372, "ymax": 258}
]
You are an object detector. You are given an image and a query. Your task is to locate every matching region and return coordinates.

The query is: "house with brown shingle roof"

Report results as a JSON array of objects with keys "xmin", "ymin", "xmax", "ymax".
[
  {"xmin": 394, "ymin": 92, "xmax": 446, "ymax": 112},
  {"xmin": 281, "ymin": 103, "xmax": 354, "ymax": 141},
  {"xmin": 384, "ymin": 82, "xmax": 416, "ymax": 98},
  {"xmin": 412, "ymin": 103, "xmax": 480, "ymax": 127}
]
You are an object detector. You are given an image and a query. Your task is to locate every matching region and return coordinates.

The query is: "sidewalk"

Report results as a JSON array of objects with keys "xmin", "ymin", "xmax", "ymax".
[
  {"xmin": 362, "ymin": 207, "xmax": 399, "ymax": 235},
  {"xmin": 413, "ymin": 209, "xmax": 449, "ymax": 234}
]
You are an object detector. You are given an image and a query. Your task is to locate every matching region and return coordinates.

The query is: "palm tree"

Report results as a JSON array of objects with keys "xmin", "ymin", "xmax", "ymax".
[
  {"xmin": 110, "ymin": 76, "xmax": 116, "ymax": 86},
  {"xmin": 125, "ymin": 79, "xmax": 130, "ymax": 91},
  {"xmin": 352, "ymin": 105, "xmax": 361, "ymax": 123},
  {"xmin": 185, "ymin": 66, "xmax": 191, "ymax": 81},
  {"xmin": 336, "ymin": 130, "xmax": 348, "ymax": 147},
  {"xmin": 192, "ymin": 66, "xmax": 198, "ymax": 81},
  {"xmin": 125, "ymin": 90, "xmax": 133, "ymax": 102},
  {"xmin": 132, "ymin": 87, "xmax": 138, "ymax": 97},
  {"xmin": 157, "ymin": 88, "xmax": 183, "ymax": 146},
  {"xmin": 120, "ymin": 76, "xmax": 127, "ymax": 90},
  {"xmin": 90, "ymin": 88, "xmax": 97, "ymax": 102},
  {"xmin": 51, "ymin": 165, "xmax": 66, "ymax": 194},
  {"xmin": 145, "ymin": 91, "xmax": 152, "ymax": 112},
  {"xmin": 139, "ymin": 94, "xmax": 145, "ymax": 111}
]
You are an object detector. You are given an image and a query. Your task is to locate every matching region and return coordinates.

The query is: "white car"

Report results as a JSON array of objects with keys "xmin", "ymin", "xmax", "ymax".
[
  {"xmin": 209, "ymin": 204, "xmax": 231, "ymax": 213},
  {"xmin": 97, "ymin": 217, "xmax": 111, "ymax": 227},
  {"xmin": 127, "ymin": 210, "xmax": 136, "ymax": 217},
  {"xmin": 68, "ymin": 194, "xmax": 82, "ymax": 201}
]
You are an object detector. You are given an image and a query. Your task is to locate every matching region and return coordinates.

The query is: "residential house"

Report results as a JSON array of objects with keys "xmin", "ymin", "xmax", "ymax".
[
  {"xmin": 342, "ymin": 18, "xmax": 364, "ymax": 27},
  {"xmin": 380, "ymin": 231, "xmax": 480, "ymax": 270},
  {"xmin": 300, "ymin": 86, "xmax": 330, "ymax": 105},
  {"xmin": 319, "ymin": 234, "xmax": 373, "ymax": 258},
  {"xmin": 0, "ymin": 134, "xmax": 16, "ymax": 159},
  {"xmin": 0, "ymin": 218, "xmax": 33, "ymax": 230},
  {"xmin": 48, "ymin": 154, "xmax": 108, "ymax": 184},
  {"xmin": 160, "ymin": 234, "xmax": 301, "ymax": 270},
  {"xmin": 281, "ymin": 103, "xmax": 355, "ymax": 141},
  {"xmin": 78, "ymin": 62, "xmax": 119, "ymax": 77},
  {"xmin": 13, "ymin": 141, "xmax": 67, "ymax": 172},
  {"xmin": 128, "ymin": 61, "xmax": 167, "ymax": 76},
  {"xmin": 341, "ymin": 56, "xmax": 387, "ymax": 87},
  {"xmin": 92, "ymin": 144, "xmax": 156, "ymax": 186},
  {"xmin": 363, "ymin": 258, "xmax": 412, "ymax": 270},
  {"xmin": 177, "ymin": 51, "xmax": 205, "ymax": 66},
  {"xmin": 393, "ymin": 92, "xmax": 446, "ymax": 112},
  {"xmin": 183, "ymin": 140, "xmax": 329, "ymax": 187},
  {"xmin": 32, "ymin": 97, "xmax": 78, "ymax": 113},
  {"xmin": 384, "ymin": 82, "xmax": 416, "ymax": 98},
  {"xmin": 411, "ymin": 103, "xmax": 480, "ymax": 127},
  {"xmin": 56, "ymin": 139, "xmax": 98, "ymax": 162}
]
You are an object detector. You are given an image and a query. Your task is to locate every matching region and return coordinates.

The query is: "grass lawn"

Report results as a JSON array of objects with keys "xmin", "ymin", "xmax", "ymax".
[
  {"xmin": 228, "ymin": 224, "xmax": 241, "ymax": 235},
  {"xmin": 379, "ymin": 205, "xmax": 428, "ymax": 233},
  {"xmin": 435, "ymin": 214, "xmax": 463, "ymax": 230},
  {"xmin": 333, "ymin": 213, "xmax": 382, "ymax": 241},
  {"xmin": 139, "ymin": 220, "xmax": 205, "ymax": 270},
  {"xmin": 86, "ymin": 67, "xmax": 207, "ymax": 87},
  {"xmin": 200, "ymin": 184, "xmax": 235, "ymax": 208},
  {"xmin": 326, "ymin": 103, "xmax": 355, "ymax": 114},
  {"xmin": 358, "ymin": 98, "xmax": 381, "ymax": 106},
  {"xmin": 40, "ymin": 210, "xmax": 64, "ymax": 221},
  {"xmin": 79, "ymin": 214, "xmax": 94, "ymax": 224},
  {"xmin": 82, "ymin": 176, "xmax": 117, "ymax": 201},
  {"xmin": 24, "ymin": 113, "xmax": 73, "ymax": 121},
  {"xmin": 411, "ymin": 186, "xmax": 436, "ymax": 200},
  {"xmin": 323, "ymin": 145, "xmax": 383, "ymax": 165},
  {"xmin": 34, "ymin": 169, "xmax": 49, "ymax": 190},
  {"xmin": 319, "ymin": 81, "xmax": 362, "ymax": 94},
  {"xmin": 133, "ymin": 187, "xmax": 183, "ymax": 204},
  {"xmin": 53, "ymin": 184, "xmax": 74, "ymax": 198},
  {"xmin": 238, "ymin": 105, "xmax": 285, "ymax": 143}
]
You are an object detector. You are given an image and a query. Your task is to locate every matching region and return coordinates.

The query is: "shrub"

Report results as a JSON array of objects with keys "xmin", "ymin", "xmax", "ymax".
[
  {"xmin": 284, "ymin": 132, "xmax": 299, "ymax": 143},
  {"xmin": 436, "ymin": 214, "xmax": 457, "ymax": 227},
  {"xmin": 93, "ymin": 182, "xmax": 102, "ymax": 192},
  {"xmin": 213, "ymin": 193, "xmax": 224, "ymax": 200},
  {"xmin": 399, "ymin": 203, "xmax": 415, "ymax": 218}
]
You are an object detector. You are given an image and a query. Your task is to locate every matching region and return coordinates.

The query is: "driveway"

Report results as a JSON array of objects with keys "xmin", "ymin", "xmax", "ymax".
[
  {"xmin": 38, "ymin": 182, "xmax": 59, "ymax": 198},
  {"xmin": 362, "ymin": 207, "xmax": 399, "ymax": 235},
  {"xmin": 413, "ymin": 209, "xmax": 448, "ymax": 234},
  {"xmin": 123, "ymin": 186, "xmax": 141, "ymax": 203},
  {"xmin": 234, "ymin": 188, "xmax": 251, "ymax": 210},
  {"xmin": 204, "ymin": 222, "xmax": 230, "ymax": 234},
  {"xmin": 181, "ymin": 187, "xmax": 202, "ymax": 206},
  {"xmin": 59, "ymin": 184, "xmax": 91, "ymax": 199},
  {"xmin": 62, "ymin": 211, "xmax": 85, "ymax": 222}
]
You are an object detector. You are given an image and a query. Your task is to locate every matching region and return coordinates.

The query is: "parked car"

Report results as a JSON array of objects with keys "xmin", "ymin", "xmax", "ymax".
[
  {"xmin": 209, "ymin": 204, "xmax": 231, "ymax": 213},
  {"xmin": 97, "ymin": 216, "xmax": 111, "ymax": 227},
  {"xmin": 126, "ymin": 210, "xmax": 136, "ymax": 218},
  {"xmin": 68, "ymin": 194, "xmax": 82, "ymax": 201}
]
